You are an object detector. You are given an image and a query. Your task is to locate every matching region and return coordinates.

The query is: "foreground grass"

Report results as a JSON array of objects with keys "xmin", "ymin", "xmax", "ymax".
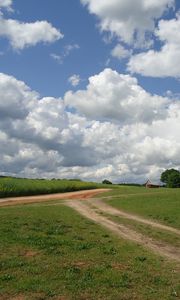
[
  {"xmin": 0, "ymin": 177, "xmax": 106, "ymax": 198},
  {"xmin": 0, "ymin": 204, "xmax": 179, "ymax": 300},
  {"xmin": 102, "ymin": 187, "xmax": 180, "ymax": 229}
]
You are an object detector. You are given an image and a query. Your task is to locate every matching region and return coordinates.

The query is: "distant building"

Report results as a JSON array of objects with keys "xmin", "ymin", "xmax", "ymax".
[{"xmin": 145, "ymin": 180, "xmax": 160, "ymax": 188}]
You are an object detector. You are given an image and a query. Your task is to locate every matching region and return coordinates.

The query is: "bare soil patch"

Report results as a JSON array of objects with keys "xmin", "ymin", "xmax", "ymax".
[
  {"xmin": 24, "ymin": 251, "xmax": 38, "ymax": 258},
  {"xmin": 0, "ymin": 295, "xmax": 25, "ymax": 300}
]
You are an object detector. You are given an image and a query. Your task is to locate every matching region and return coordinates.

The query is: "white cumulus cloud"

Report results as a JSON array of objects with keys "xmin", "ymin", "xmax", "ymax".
[
  {"xmin": 81, "ymin": 0, "xmax": 174, "ymax": 46},
  {"xmin": 0, "ymin": 18, "xmax": 63, "ymax": 50},
  {"xmin": 128, "ymin": 13, "xmax": 180, "ymax": 78},
  {"xmin": 65, "ymin": 68, "xmax": 169, "ymax": 124}
]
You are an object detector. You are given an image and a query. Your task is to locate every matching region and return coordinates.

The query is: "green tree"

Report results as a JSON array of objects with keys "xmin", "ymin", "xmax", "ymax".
[
  {"xmin": 161, "ymin": 169, "xmax": 180, "ymax": 188},
  {"xmin": 102, "ymin": 179, "xmax": 112, "ymax": 185},
  {"xmin": 168, "ymin": 172, "xmax": 180, "ymax": 188}
]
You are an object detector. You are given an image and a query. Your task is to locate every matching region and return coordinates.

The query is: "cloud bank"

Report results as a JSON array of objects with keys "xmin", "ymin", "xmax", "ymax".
[{"xmin": 0, "ymin": 69, "xmax": 179, "ymax": 183}]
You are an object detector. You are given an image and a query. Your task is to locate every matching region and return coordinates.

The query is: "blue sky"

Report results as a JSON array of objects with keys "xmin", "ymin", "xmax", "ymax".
[
  {"xmin": 1, "ymin": 0, "xmax": 179, "ymax": 97},
  {"xmin": 1, "ymin": 0, "xmax": 110, "ymax": 97},
  {"xmin": 0, "ymin": 0, "xmax": 180, "ymax": 182}
]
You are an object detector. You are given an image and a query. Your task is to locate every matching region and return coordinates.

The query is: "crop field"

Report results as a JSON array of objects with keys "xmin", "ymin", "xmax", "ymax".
[
  {"xmin": 0, "ymin": 177, "xmax": 104, "ymax": 198},
  {"xmin": 0, "ymin": 185, "xmax": 179, "ymax": 300}
]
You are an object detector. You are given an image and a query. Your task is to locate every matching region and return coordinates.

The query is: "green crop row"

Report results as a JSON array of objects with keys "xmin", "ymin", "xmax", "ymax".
[{"xmin": 0, "ymin": 177, "xmax": 104, "ymax": 198}]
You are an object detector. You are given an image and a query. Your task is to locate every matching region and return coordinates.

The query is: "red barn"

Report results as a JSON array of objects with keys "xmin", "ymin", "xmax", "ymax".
[{"xmin": 145, "ymin": 180, "xmax": 160, "ymax": 188}]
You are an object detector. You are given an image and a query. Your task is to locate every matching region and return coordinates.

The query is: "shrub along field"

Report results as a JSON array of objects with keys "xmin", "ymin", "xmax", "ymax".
[
  {"xmin": 0, "ymin": 177, "xmax": 105, "ymax": 198},
  {"xmin": 0, "ymin": 203, "xmax": 179, "ymax": 300}
]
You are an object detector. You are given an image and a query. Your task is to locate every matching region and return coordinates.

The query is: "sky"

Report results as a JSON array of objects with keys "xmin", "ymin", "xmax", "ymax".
[{"xmin": 0, "ymin": 0, "xmax": 180, "ymax": 183}]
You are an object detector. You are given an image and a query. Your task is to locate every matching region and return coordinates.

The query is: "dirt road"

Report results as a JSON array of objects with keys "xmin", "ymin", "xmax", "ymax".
[
  {"xmin": 0, "ymin": 189, "xmax": 109, "ymax": 207},
  {"xmin": 66, "ymin": 199, "xmax": 180, "ymax": 262},
  {"xmin": 0, "ymin": 189, "xmax": 179, "ymax": 262},
  {"xmin": 86, "ymin": 198, "xmax": 180, "ymax": 235}
]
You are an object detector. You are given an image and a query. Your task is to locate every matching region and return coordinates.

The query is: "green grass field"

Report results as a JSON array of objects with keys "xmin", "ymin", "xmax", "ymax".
[
  {"xmin": 0, "ymin": 203, "xmax": 179, "ymax": 300},
  {"xmin": 0, "ymin": 183, "xmax": 179, "ymax": 299},
  {"xmin": 101, "ymin": 187, "xmax": 180, "ymax": 229},
  {"xmin": 0, "ymin": 177, "xmax": 105, "ymax": 198}
]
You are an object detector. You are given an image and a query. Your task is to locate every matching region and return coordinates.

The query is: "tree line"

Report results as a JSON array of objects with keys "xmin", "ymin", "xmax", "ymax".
[{"xmin": 102, "ymin": 168, "xmax": 180, "ymax": 188}]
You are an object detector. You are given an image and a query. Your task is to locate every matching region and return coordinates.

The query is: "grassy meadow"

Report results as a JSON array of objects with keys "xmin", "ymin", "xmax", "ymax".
[
  {"xmin": 0, "ymin": 203, "xmax": 179, "ymax": 300},
  {"xmin": 0, "ymin": 182, "xmax": 179, "ymax": 299},
  {"xmin": 101, "ymin": 187, "xmax": 180, "ymax": 229},
  {"xmin": 0, "ymin": 177, "xmax": 104, "ymax": 198}
]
